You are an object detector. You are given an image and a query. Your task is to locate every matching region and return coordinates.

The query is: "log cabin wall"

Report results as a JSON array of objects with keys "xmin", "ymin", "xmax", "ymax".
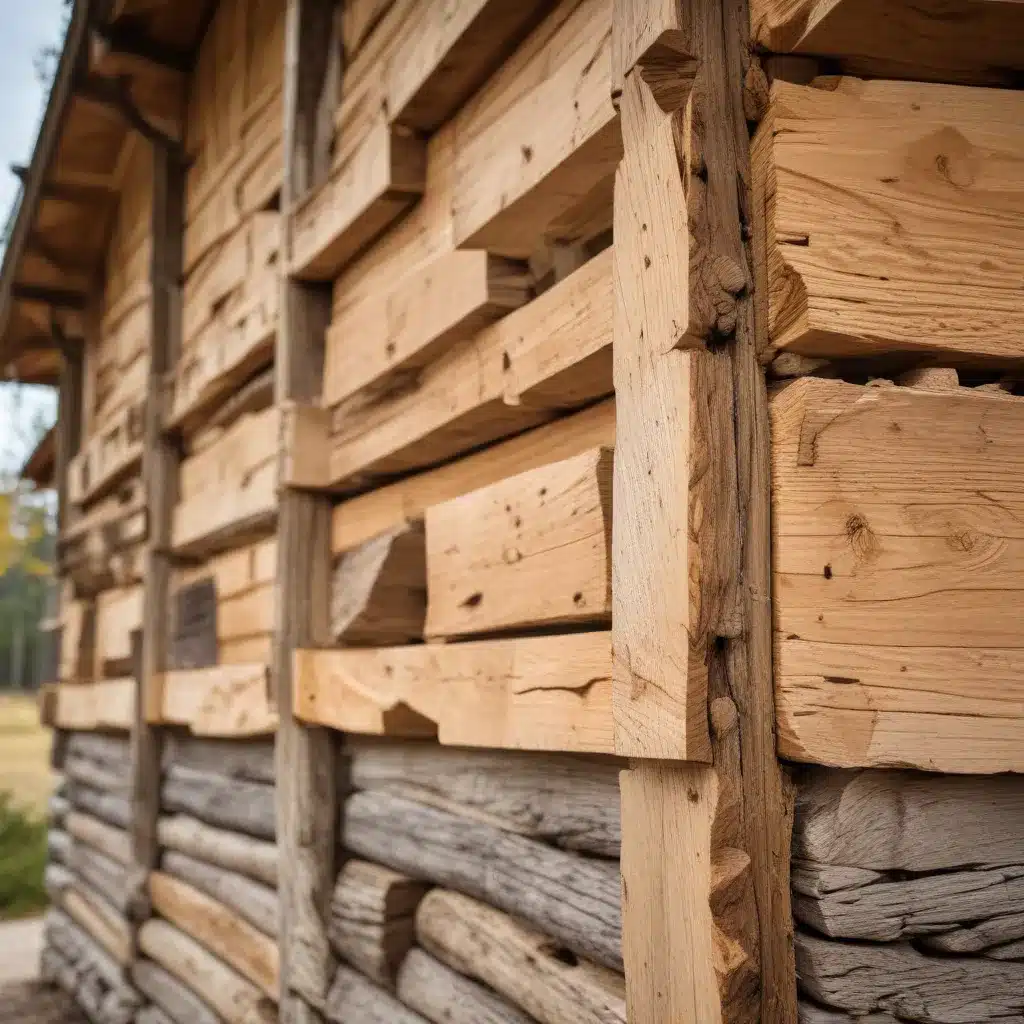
[{"xmin": 752, "ymin": 3, "xmax": 1024, "ymax": 1020}]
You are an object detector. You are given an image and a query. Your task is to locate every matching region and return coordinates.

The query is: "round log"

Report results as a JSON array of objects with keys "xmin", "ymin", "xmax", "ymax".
[
  {"xmin": 132, "ymin": 959, "xmax": 220, "ymax": 1024},
  {"xmin": 162, "ymin": 765, "xmax": 275, "ymax": 840},
  {"xmin": 158, "ymin": 814, "xmax": 278, "ymax": 886},
  {"xmin": 327, "ymin": 965, "xmax": 428, "ymax": 1024}
]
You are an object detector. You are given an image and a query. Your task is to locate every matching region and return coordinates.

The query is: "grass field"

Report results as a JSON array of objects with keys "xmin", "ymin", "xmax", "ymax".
[{"xmin": 0, "ymin": 695, "xmax": 54, "ymax": 814}]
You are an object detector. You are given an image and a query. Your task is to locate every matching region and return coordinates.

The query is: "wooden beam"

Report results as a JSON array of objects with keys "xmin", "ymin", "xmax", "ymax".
[
  {"xmin": 293, "ymin": 632, "xmax": 614, "ymax": 753},
  {"xmin": 276, "ymin": 1, "xmax": 339, "ymax": 1022},
  {"xmin": 131, "ymin": 141, "xmax": 184, "ymax": 947},
  {"xmin": 75, "ymin": 75, "xmax": 180, "ymax": 150},
  {"xmin": 156, "ymin": 664, "xmax": 278, "ymax": 737},
  {"xmin": 92, "ymin": 23, "xmax": 192, "ymax": 74},
  {"xmin": 11, "ymin": 284, "xmax": 88, "ymax": 309},
  {"xmin": 54, "ymin": 679, "xmax": 135, "ymax": 731},
  {"xmin": 612, "ymin": 1, "xmax": 796, "ymax": 1022}
]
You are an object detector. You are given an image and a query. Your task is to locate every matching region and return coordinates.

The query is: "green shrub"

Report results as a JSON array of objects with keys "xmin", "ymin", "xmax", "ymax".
[{"xmin": 0, "ymin": 789, "xmax": 48, "ymax": 920}]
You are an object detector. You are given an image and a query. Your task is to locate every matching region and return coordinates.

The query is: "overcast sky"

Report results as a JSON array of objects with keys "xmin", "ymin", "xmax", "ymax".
[{"xmin": 0, "ymin": 0, "xmax": 67, "ymax": 476}]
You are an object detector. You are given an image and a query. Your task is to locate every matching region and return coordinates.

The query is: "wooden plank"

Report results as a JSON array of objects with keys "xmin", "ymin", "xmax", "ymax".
[
  {"xmin": 425, "ymin": 447, "xmax": 612, "ymax": 639},
  {"xmin": 323, "ymin": 249, "xmax": 530, "ymax": 408},
  {"xmin": 56, "ymin": 679, "xmax": 135, "ymax": 730},
  {"xmin": 291, "ymin": 112, "xmax": 426, "ymax": 281},
  {"xmin": 613, "ymin": 3, "xmax": 796, "ymax": 1024},
  {"xmin": 332, "ymin": 398, "xmax": 615, "ymax": 552},
  {"xmin": 294, "ymin": 631, "xmax": 614, "ymax": 753},
  {"xmin": 750, "ymin": 0, "xmax": 1024, "ymax": 86},
  {"xmin": 772, "ymin": 378, "xmax": 1024, "ymax": 772},
  {"xmin": 67, "ymin": 398, "xmax": 145, "ymax": 507},
  {"xmin": 149, "ymin": 871, "xmax": 279, "ymax": 999},
  {"xmin": 326, "ymin": 247, "xmax": 613, "ymax": 487},
  {"xmin": 156, "ymin": 664, "xmax": 277, "ymax": 736},
  {"xmin": 753, "ymin": 78, "xmax": 1024, "ymax": 364}
]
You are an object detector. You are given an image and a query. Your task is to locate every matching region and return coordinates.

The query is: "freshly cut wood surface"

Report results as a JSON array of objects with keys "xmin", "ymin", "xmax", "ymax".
[
  {"xmin": 138, "ymin": 917, "xmax": 273, "ymax": 1024},
  {"xmin": 328, "ymin": 859, "xmax": 428, "ymax": 986},
  {"xmin": 416, "ymin": 888, "xmax": 626, "ymax": 1024},
  {"xmin": 397, "ymin": 947, "xmax": 534, "ymax": 1024},
  {"xmin": 162, "ymin": 765, "xmax": 276, "ymax": 840},
  {"xmin": 323, "ymin": 250, "xmax": 531, "ymax": 408},
  {"xmin": 326, "ymin": 964, "xmax": 428, "ymax": 1024},
  {"xmin": 162, "ymin": 850, "xmax": 278, "ymax": 938},
  {"xmin": 793, "ymin": 768, "xmax": 1024, "ymax": 871},
  {"xmin": 162, "ymin": 734, "xmax": 275, "ymax": 783},
  {"xmin": 332, "ymin": 522, "xmax": 426, "ymax": 646},
  {"xmin": 347, "ymin": 736, "xmax": 622, "ymax": 857},
  {"xmin": 750, "ymin": 0, "xmax": 1024, "ymax": 86},
  {"xmin": 772, "ymin": 378, "xmax": 1024, "ymax": 772},
  {"xmin": 425, "ymin": 448, "xmax": 612, "ymax": 638},
  {"xmin": 149, "ymin": 871, "xmax": 279, "ymax": 998},
  {"xmin": 754, "ymin": 78, "xmax": 1024, "ymax": 363},
  {"xmin": 158, "ymin": 815, "xmax": 278, "ymax": 887},
  {"xmin": 342, "ymin": 789, "xmax": 622, "ymax": 971},
  {"xmin": 327, "ymin": 249, "xmax": 613, "ymax": 486},
  {"xmin": 132, "ymin": 959, "xmax": 221, "ymax": 1024},
  {"xmin": 795, "ymin": 930, "xmax": 1024, "ymax": 1022},
  {"xmin": 332, "ymin": 399, "xmax": 615, "ymax": 553},
  {"xmin": 55, "ymin": 679, "xmax": 135, "ymax": 731},
  {"xmin": 156, "ymin": 663, "xmax": 277, "ymax": 737},
  {"xmin": 295, "ymin": 631, "xmax": 613, "ymax": 753}
]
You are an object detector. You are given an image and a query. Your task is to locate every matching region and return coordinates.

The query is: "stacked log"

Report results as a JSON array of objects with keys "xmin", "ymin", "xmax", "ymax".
[
  {"xmin": 327, "ymin": 737, "xmax": 626, "ymax": 1024},
  {"xmin": 792, "ymin": 769, "xmax": 1024, "ymax": 1022},
  {"xmin": 38, "ymin": 734, "xmax": 142, "ymax": 1021},
  {"xmin": 139, "ymin": 735, "xmax": 279, "ymax": 1024}
]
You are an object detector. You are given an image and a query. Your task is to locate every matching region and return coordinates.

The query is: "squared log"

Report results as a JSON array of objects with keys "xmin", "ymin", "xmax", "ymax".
[
  {"xmin": 156, "ymin": 664, "xmax": 277, "ymax": 737},
  {"xmin": 425, "ymin": 448, "xmax": 612, "ymax": 639},
  {"xmin": 772, "ymin": 377, "xmax": 1024, "ymax": 772},
  {"xmin": 753, "ymin": 78, "xmax": 1024, "ymax": 364},
  {"xmin": 67, "ymin": 400, "xmax": 145, "ymax": 506},
  {"xmin": 93, "ymin": 584, "xmax": 143, "ymax": 678}
]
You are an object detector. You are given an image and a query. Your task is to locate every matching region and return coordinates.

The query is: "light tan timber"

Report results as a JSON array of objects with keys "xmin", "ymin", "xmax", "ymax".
[
  {"xmin": 67, "ymin": 399, "xmax": 145, "ymax": 507},
  {"xmin": 139, "ymin": 918, "xmax": 275, "ymax": 1024},
  {"xmin": 612, "ymin": 2, "xmax": 796, "ymax": 1023},
  {"xmin": 326, "ymin": 965, "xmax": 428, "ymax": 1024},
  {"xmin": 343, "ymin": 789, "xmax": 622, "ymax": 971},
  {"xmin": 323, "ymin": 250, "xmax": 531, "ymax": 408},
  {"xmin": 331, "ymin": 399, "xmax": 615, "ymax": 553},
  {"xmin": 328, "ymin": 859, "xmax": 428, "ymax": 986},
  {"xmin": 749, "ymin": 0, "xmax": 1024, "ymax": 86},
  {"xmin": 56, "ymin": 678, "xmax": 135, "ymax": 731},
  {"xmin": 275, "ymin": 1, "xmax": 340, "ymax": 1021},
  {"xmin": 156, "ymin": 664, "xmax": 278, "ymax": 736},
  {"xmin": 158, "ymin": 814, "xmax": 278, "ymax": 887},
  {"xmin": 772, "ymin": 378, "xmax": 1024, "ymax": 772},
  {"xmin": 753, "ymin": 78, "xmax": 1024, "ymax": 364},
  {"xmin": 149, "ymin": 871, "xmax": 279, "ymax": 999},
  {"xmin": 416, "ymin": 888, "xmax": 626, "ymax": 1024},
  {"xmin": 67, "ymin": 811, "xmax": 131, "ymax": 865},
  {"xmin": 425, "ymin": 448, "xmax": 612, "ymax": 638},
  {"xmin": 332, "ymin": 522, "xmax": 426, "ymax": 646},
  {"xmin": 397, "ymin": 947, "xmax": 535, "ymax": 1024},
  {"xmin": 294, "ymin": 631, "xmax": 613, "ymax": 752},
  {"xmin": 326, "ymin": 248, "xmax": 613, "ymax": 487},
  {"xmin": 346, "ymin": 736, "xmax": 621, "ymax": 857},
  {"xmin": 93, "ymin": 583, "xmax": 143, "ymax": 677},
  {"xmin": 62, "ymin": 883, "xmax": 132, "ymax": 967},
  {"xmin": 793, "ymin": 768, "xmax": 1024, "ymax": 872}
]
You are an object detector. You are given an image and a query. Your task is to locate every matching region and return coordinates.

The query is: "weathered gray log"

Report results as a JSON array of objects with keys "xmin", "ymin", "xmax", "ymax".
[
  {"xmin": 132, "ymin": 959, "xmax": 220, "ymax": 1024},
  {"xmin": 138, "ymin": 918, "xmax": 273, "ymax": 1024},
  {"xmin": 49, "ymin": 828, "xmax": 73, "ymax": 864},
  {"xmin": 347, "ymin": 737, "xmax": 621, "ymax": 857},
  {"xmin": 67, "ymin": 733, "xmax": 130, "ymax": 770},
  {"xmin": 162, "ymin": 734, "xmax": 275, "ymax": 784},
  {"xmin": 65, "ymin": 753, "xmax": 130, "ymax": 796},
  {"xmin": 66, "ymin": 811, "xmax": 131, "ymax": 865},
  {"xmin": 137, "ymin": 1007, "xmax": 176, "ymax": 1024},
  {"xmin": 158, "ymin": 815, "xmax": 277, "ymax": 886},
  {"xmin": 162, "ymin": 850, "xmax": 278, "ymax": 938},
  {"xmin": 924, "ymin": 911, "xmax": 1024, "ymax": 955},
  {"xmin": 793, "ymin": 860, "xmax": 1024, "ymax": 942},
  {"xmin": 45, "ymin": 863, "xmax": 75, "ymax": 901},
  {"xmin": 989, "ymin": 938, "xmax": 1024, "ymax": 961},
  {"xmin": 168, "ymin": 577, "xmax": 218, "ymax": 671},
  {"xmin": 329, "ymin": 859, "xmax": 429, "ymax": 985},
  {"xmin": 67, "ymin": 783, "xmax": 132, "ymax": 830},
  {"xmin": 397, "ymin": 947, "xmax": 534, "ymax": 1024},
  {"xmin": 343, "ymin": 790, "xmax": 622, "ymax": 971},
  {"xmin": 416, "ymin": 889, "xmax": 626, "ymax": 1024},
  {"xmin": 162, "ymin": 765, "xmax": 275, "ymax": 840},
  {"xmin": 51, "ymin": 792, "xmax": 71, "ymax": 823},
  {"xmin": 68, "ymin": 843, "xmax": 130, "ymax": 914},
  {"xmin": 326, "ymin": 964, "xmax": 428, "ymax": 1024},
  {"xmin": 795, "ymin": 930, "xmax": 1024, "ymax": 1022},
  {"xmin": 798, "ymin": 1003, "xmax": 898, "ymax": 1024},
  {"xmin": 332, "ymin": 522, "xmax": 426, "ymax": 645},
  {"xmin": 794, "ymin": 769, "xmax": 1024, "ymax": 871}
]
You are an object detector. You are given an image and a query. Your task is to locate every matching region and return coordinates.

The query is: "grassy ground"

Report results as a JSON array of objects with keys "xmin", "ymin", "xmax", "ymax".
[{"xmin": 0, "ymin": 694, "xmax": 53, "ymax": 921}]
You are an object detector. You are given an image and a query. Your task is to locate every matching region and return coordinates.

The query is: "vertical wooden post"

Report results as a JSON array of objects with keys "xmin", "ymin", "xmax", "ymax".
[
  {"xmin": 612, "ymin": 1, "xmax": 796, "ymax": 1021},
  {"xmin": 275, "ymin": 2, "xmax": 338, "ymax": 1021},
  {"xmin": 131, "ymin": 139, "xmax": 184, "ymax": 929},
  {"xmin": 54, "ymin": 345, "xmax": 83, "ymax": 536}
]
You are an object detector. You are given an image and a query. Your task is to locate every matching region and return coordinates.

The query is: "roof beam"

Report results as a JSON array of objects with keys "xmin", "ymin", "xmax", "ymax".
[
  {"xmin": 25, "ymin": 233, "xmax": 93, "ymax": 277},
  {"xmin": 92, "ymin": 21, "xmax": 192, "ymax": 74},
  {"xmin": 12, "ymin": 284, "xmax": 89, "ymax": 310},
  {"xmin": 76, "ymin": 75, "xmax": 180, "ymax": 150},
  {"xmin": 9, "ymin": 165, "xmax": 118, "ymax": 205}
]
